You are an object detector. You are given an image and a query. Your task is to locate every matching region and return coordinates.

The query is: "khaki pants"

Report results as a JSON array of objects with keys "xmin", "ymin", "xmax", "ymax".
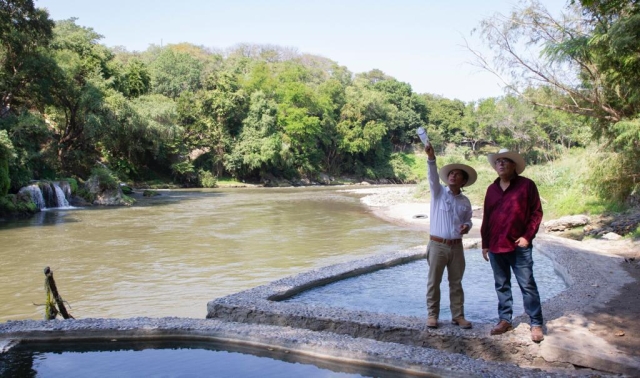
[{"xmin": 426, "ymin": 240, "xmax": 466, "ymax": 319}]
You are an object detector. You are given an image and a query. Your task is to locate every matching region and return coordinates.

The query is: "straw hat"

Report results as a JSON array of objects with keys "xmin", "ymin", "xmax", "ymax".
[
  {"xmin": 488, "ymin": 148, "xmax": 526, "ymax": 174},
  {"xmin": 438, "ymin": 164, "xmax": 477, "ymax": 187}
]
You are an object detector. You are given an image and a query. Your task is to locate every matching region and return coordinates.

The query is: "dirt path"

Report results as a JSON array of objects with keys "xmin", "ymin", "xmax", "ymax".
[{"xmin": 576, "ymin": 239, "xmax": 640, "ymax": 358}]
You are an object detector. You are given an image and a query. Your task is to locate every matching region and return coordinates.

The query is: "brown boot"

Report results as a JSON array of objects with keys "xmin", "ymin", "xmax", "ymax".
[
  {"xmin": 490, "ymin": 320, "xmax": 513, "ymax": 335},
  {"xmin": 426, "ymin": 317, "xmax": 438, "ymax": 329},
  {"xmin": 531, "ymin": 326, "xmax": 544, "ymax": 342},
  {"xmin": 451, "ymin": 317, "xmax": 472, "ymax": 329}
]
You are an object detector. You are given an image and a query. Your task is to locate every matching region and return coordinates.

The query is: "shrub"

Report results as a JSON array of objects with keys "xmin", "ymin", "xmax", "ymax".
[
  {"xmin": 76, "ymin": 187, "xmax": 95, "ymax": 203},
  {"xmin": 0, "ymin": 130, "xmax": 16, "ymax": 196},
  {"xmin": 197, "ymin": 169, "xmax": 217, "ymax": 188},
  {"xmin": 587, "ymin": 150, "xmax": 640, "ymax": 204},
  {"xmin": 91, "ymin": 167, "xmax": 119, "ymax": 191},
  {"xmin": 0, "ymin": 193, "xmax": 37, "ymax": 217},
  {"xmin": 120, "ymin": 185, "xmax": 134, "ymax": 195},
  {"xmin": 62, "ymin": 177, "xmax": 79, "ymax": 194},
  {"xmin": 388, "ymin": 153, "xmax": 418, "ymax": 183},
  {"xmin": 171, "ymin": 160, "xmax": 196, "ymax": 185}
]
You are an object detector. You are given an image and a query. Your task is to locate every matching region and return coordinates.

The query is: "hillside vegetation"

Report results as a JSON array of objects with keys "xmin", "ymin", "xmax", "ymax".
[{"xmin": 0, "ymin": 0, "xmax": 638, "ymax": 229}]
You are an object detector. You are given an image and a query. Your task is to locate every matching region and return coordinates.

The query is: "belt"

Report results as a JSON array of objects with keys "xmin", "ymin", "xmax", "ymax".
[{"xmin": 430, "ymin": 235, "xmax": 462, "ymax": 246}]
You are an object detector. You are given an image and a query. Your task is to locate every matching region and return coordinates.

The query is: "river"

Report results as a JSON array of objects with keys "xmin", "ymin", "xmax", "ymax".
[{"xmin": 0, "ymin": 186, "xmax": 424, "ymax": 321}]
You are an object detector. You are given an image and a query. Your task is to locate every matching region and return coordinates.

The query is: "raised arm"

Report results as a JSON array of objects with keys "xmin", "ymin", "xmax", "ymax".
[{"xmin": 425, "ymin": 143, "xmax": 442, "ymax": 198}]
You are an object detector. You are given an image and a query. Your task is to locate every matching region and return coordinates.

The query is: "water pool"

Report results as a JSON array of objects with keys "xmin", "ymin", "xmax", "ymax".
[
  {"xmin": 0, "ymin": 340, "xmax": 410, "ymax": 378},
  {"xmin": 285, "ymin": 248, "xmax": 566, "ymax": 322}
]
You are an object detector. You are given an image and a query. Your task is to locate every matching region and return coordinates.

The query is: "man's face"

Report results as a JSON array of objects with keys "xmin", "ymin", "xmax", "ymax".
[
  {"xmin": 494, "ymin": 158, "xmax": 516, "ymax": 176},
  {"xmin": 447, "ymin": 169, "xmax": 468, "ymax": 187}
]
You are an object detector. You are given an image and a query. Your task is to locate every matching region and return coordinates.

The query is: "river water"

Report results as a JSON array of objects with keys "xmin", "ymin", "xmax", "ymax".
[{"xmin": 0, "ymin": 186, "xmax": 424, "ymax": 321}]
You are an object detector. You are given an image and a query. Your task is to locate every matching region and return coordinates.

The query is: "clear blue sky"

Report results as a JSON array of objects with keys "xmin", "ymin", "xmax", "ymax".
[{"xmin": 35, "ymin": 0, "xmax": 567, "ymax": 102}]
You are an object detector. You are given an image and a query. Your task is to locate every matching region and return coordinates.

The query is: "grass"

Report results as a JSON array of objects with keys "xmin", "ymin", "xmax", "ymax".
[{"xmin": 216, "ymin": 177, "xmax": 257, "ymax": 187}]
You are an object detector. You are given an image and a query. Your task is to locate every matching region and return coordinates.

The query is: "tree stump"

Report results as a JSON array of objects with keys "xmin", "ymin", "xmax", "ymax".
[{"xmin": 44, "ymin": 266, "xmax": 74, "ymax": 320}]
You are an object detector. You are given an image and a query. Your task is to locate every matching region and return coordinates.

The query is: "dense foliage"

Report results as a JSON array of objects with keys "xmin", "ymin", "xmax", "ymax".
[{"xmin": 0, "ymin": 0, "xmax": 636, "ymax": 210}]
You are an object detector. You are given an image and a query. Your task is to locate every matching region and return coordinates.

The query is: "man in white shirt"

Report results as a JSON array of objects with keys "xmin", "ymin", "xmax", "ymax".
[{"xmin": 425, "ymin": 142, "xmax": 476, "ymax": 329}]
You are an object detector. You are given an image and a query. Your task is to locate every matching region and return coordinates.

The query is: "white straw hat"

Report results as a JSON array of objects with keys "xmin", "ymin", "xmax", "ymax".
[
  {"xmin": 438, "ymin": 164, "xmax": 477, "ymax": 187},
  {"xmin": 488, "ymin": 148, "xmax": 526, "ymax": 174}
]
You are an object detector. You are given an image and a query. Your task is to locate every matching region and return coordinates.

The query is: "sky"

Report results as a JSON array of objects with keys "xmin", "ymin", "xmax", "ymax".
[{"xmin": 34, "ymin": 0, "xmax": 568, "ymax": 102}]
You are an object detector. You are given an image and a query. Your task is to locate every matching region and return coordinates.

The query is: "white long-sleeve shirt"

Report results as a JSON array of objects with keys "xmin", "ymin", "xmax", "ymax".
[{"xmin": 427, "ymin": 158, "xmax": 473, "ymax": 240}]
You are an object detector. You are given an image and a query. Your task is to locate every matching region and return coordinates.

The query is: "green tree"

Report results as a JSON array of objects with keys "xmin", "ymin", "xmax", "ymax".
[
  {"xmin": 371, "ymin": 75, "xmax": 428, "ymax": 149},
  {"xmin": 45, "ymin": 19, "xmax": 114, "ymax": 175},
  {"xmin": 316, "ymin": 77, "xmax": 348, "ymax": 174},
  {"xmin": 492, "ymin": 95, "xmax": 543, "ymax": 155},
  {"xmin": 273, "ymin": 62, "xmax": 323, "ymax": 177},
  {"xmin": 460, "ymin": 98, "xmax": 497, "ymax": 151},
  {"xmin": 121, "ymin": 59, "xmax": 151, "ymax": 98},
  {"xmin": 337, "ymin": 79, "xmax": 389, "ymax": 165},
  {"xmin": 149, "ymin": 47, "xmax": 203, "ymax": 99},
  {"xmin": 224, "ymin": 91, "xmax": 280, "ymax": 178},
  {"xmin": 0, "ymin": 111, "xmax": 54, "ymax": 189},
  {"xmin": 175, "ymin": 69, "xmax": 247, "ymax": 179},
  {"xmin": 0, "ymin": 0, "xmax": 55, "ymax": 115},
  {"xmin": 422, "ymin": 94, "xmax": 466, "ymax": 145}
]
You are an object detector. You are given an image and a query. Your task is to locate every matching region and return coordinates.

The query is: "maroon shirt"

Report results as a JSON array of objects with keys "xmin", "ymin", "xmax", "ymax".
[{"xmin": 481, "ymin": 175, "xmax": 543, "ymax": 253}]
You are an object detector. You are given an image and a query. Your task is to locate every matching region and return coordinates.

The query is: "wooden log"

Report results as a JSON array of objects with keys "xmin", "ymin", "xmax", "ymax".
[{"xmin": 44, "ymin": 266, "xmax": 74, "ymax": 319}]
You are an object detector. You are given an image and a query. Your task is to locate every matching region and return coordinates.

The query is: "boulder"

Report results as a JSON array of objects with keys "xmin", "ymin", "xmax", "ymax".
[
  {"xmin": 543, "ymin": 215, "xmax": 590, "ymax": 232},
  {"xmin": 85, "ymin": 176, "xmax": 131, "ymax": 206},
  {"xmin": 602, "ymin": 232, "xmax": 622, "ymax": 240}
]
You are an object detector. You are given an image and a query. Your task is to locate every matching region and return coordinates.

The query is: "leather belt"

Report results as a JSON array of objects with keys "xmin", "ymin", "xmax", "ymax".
[{"xmin": 430, "ymin": 235, "xmax": 462, "ymax": 246}]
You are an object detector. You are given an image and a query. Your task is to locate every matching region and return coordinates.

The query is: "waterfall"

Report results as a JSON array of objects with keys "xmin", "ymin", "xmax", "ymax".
[
  {"xmin": 40, "ymin": 183, "xmax": 56, "ymax": 208},
  {"xmin": 18, "ymin": 181, "xmax": 72, "ymax": 210},
  {"xmin": 54, "ymin": 185, "xmax": 70, "ymax": 207},
  {"xmin": 19, "ymin": 185, "xmax": 46, "ymax": 210},
  {"xmin": 57, "ymin": 181, "xmax": 72, "ymax": 200}
]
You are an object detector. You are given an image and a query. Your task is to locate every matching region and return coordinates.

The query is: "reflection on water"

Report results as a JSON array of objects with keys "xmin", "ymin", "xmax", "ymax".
[
  {"xmin": 0, "ymin": 187, "xmax": 425, "ymax": 320},
  {"xmin": 286, "ymin": 248, "xmax": 567, "ymax": 323},
  {"xmin": 0, "ymin": 340, "xmax": 393, "ymax": 378}
]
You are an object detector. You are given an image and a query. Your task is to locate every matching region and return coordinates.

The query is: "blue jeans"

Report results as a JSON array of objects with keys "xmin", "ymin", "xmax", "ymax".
[{"xmin": 488, "ymin": 245, "xmax": 543, "ymax": 326}]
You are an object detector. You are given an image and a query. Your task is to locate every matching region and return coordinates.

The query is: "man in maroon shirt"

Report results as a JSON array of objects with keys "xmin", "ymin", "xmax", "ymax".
[{"xmin": 480, "ymin": 149, "xmax": 545, "ymax": 343}]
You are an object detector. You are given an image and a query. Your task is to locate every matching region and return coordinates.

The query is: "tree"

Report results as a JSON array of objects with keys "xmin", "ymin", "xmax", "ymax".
[
  {"xmin": 273, "ymin": 62, "xmax": 323, "ymax": 177},
  {"xmin": 371, "ymin": 76, "xmax": 428, "ymax": 150},
  {"xmin": 224, "ymin": 91, "xmax": 280, "ymax": 178},
  {"xmin": 422, "ymin": 94, "xmax": 466, "ymax": 145},
  {"xmin": 121, "ymin": 59, "xmax": 151, "ymax": 98},
  {"xmin": 460, "ymin": 98, "xmax": 497, "ymax": 151},
  {"xmin": 337, "ymin": 79, "xmax": 389, "ymax": 159},
  {"xmin": 0, "ymin": 0, "xmax": 55, "ymax": 115},
  {"xmin": 98, "ymin": 90, "xmax": 183, "ymax": 180},
  {"xmin": 471, "ymin": 0, "xmax": 640, "ymax": 200},
  {"xmin": 46, "ymin": 19, "xmax": 114, "ymax": 175},
  {"xmin": 149, "ymin": 47, "xmax": 203, "ymax": 99},
  {"xmin": 491, "ymin": 95, "xmax": 541, "ymax": 155},
  {"xmin": 176, "ymin": 69, "xmax": 247, "ymax": 178},
  {"xmin": 0, "ymin": 111, "xmax": 54, "ymax": 189},
  {"xmin": 316, "ymin": 77, "xmax": 348, "ymax": 174}
]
